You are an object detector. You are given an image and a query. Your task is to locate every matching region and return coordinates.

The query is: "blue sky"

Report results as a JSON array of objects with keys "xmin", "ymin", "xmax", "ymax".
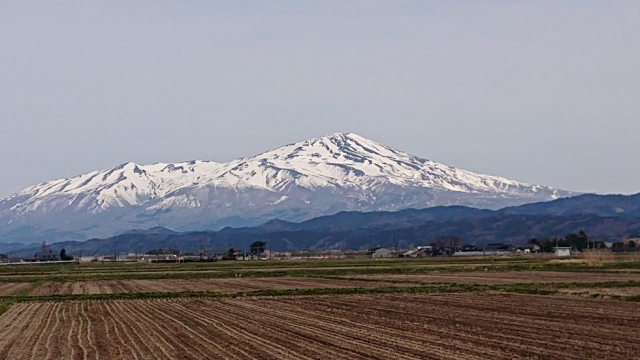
[{"xmin": 1, "ymin": 1, "xmax": 639, "ymax": 197}]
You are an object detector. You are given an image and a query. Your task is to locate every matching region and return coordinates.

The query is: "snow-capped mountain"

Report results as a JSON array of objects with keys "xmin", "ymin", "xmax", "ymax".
[{"xmin": 0, "ymin": 133, "xmax": 574, "ymax": 243}]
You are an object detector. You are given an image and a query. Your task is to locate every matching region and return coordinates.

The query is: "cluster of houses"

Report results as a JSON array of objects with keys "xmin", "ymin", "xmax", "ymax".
[
  {"xmin": 369, "ymin": 246, "xmax": 434, "ymax": 258},
  {"xmin": 0, "ymin": 243, "xmax": 79, "ymax": 264},
  {"xmin": 367, "ymin": 243, "xmax": 575, "ymax": 258},
  {"xmin": 89, "ymin": 249, "xmax": 296, "ymax": 263},
  {"xmin": 6, "ymin": 237, "xmax": 639, "ymax": 265}
]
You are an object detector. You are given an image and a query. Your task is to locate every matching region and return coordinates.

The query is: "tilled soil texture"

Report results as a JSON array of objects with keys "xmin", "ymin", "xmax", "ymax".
[
  {"xmin": 0, "ymin": 282, "xmax": 30, "ymax": 296},
  {"xmin": 28, "ymin": 277, "xmax": 406, "ymax": 296},
  {"xmin": 342, "ymin": 271, "xmax": 640, "ymax": 284},
  {"xmin": 560, "ymin": 286, "xmax": 640, "ymax": 297},
  {"xmin": 1, "ymin": 293, "xmax": 639, "ymax": 360}
]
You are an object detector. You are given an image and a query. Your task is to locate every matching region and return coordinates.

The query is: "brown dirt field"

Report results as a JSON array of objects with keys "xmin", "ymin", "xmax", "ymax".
[
  {"xmin": 28, "ymin": 277, "xmax": 406, "ymax": 296},
  {"xmin": 0, "ymin": 283, "xmax": 29, "ymax": 296},
  {"xmin": 560, "ymin": 286, "xmax": 640, "ymax": 297},
  {"xmin": 342, "ymin": 271, "xmax": 640, "ymax": 284},
  {"xmin": 1, "ymin": 292, "xmax": 639, "ymax": 359},
  {"xmin": 602, "ymin": 269, "xmax": 640, "ymax": 273}
]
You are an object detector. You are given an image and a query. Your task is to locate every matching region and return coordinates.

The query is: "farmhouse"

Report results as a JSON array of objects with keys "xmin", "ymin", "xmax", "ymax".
[
  {"xmin": 30, "ymin": 243, "xmax": 60, "ymax": 262},
  {"xmin": 401, "ymin": 246, "xmax": 432, "ymax": 257}
]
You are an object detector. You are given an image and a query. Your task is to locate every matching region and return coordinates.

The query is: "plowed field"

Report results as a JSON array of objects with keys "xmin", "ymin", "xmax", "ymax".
[
  {"xmin": 0, "ymin": 283, "xmax": 29, "ymax": 296},
  {"xmin": 344, "ymin": 271, "xmax": 640, "ymax": 284},
  {"xmin": 1, "ymin": 292, "xmax": 639, "ymax": 359},
  {"xmin": 28, "ymin": 277, "xmax": 404, "ymax": 296},
  {"xmin": 560, "ymin": 286, "xmax": 640, "ymax": 297}
]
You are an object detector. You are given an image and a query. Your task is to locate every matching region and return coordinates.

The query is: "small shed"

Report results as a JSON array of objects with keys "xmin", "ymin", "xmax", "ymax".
[
  {"xmin": 371, "ymin": 248, "xmax": 393, "ymax": 258},
  {"xmin": 554, "ymin": 247, "xmax": 571, "ymax": 257}
]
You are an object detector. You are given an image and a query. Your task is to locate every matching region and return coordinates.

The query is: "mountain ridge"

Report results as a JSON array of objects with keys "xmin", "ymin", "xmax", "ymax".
[
  {"xmin": 4, "ymin": 193, "xmax": 639, "ymax": 256},
  {"xmin": 0, "ymin": 133, "xmax": 574, "ymax": 244}
]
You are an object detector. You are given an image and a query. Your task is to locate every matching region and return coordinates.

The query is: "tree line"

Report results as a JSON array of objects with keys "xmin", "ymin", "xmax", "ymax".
[{"xmin": 529, "ymin": 231, "xmax": 638, "ymax": 252}]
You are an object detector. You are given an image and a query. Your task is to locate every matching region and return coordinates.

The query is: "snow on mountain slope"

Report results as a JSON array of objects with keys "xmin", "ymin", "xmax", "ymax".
[
  {"xmin": 0, "ymin": 133, "xmax": 574, "ymax": 243},
  {"xmin": 207, "ymin": 132, "xmax": 551, "ymax": 195},
  {"xmin": 4, "ymin": 161, "xmax": 220, "ymax": 213}
]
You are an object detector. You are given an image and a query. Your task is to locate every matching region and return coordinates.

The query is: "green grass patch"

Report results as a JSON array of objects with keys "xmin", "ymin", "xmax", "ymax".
[{"xmin": 625, "ymin": 295, "xmax": 640, "ymax": 302}]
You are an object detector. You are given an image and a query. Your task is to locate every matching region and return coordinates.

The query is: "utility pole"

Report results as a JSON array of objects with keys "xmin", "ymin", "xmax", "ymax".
[
  {"xmin": 483, "ymin": 237, "xmax": 487, "ymax": 257},
  {"xmin": 449, "ymin": 237, "xmax": 454, "ymax": 256}
]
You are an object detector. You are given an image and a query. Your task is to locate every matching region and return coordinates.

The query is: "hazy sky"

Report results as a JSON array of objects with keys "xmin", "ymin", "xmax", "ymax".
[{"xmin": 1, "ymin": 1, "xmax": 639, "ymax": 198}]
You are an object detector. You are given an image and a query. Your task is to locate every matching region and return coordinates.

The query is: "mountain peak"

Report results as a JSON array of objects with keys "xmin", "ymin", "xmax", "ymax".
[
  {"xmin": 268, "ymin": 132, "xmax": 418, "ymax": 171},
  {"xmin": 0, "ymin": 132, "xmax": 575, "ymax": 243},
  {"xmin": 313, "ymin": 132, "xmax": 384, "ymax": 146},
  {"xmin": 324, "ymin": 132, "xmax": 365, "ymax": 140}
]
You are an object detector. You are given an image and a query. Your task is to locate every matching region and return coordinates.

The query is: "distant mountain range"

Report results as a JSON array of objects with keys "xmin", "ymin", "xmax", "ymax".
[
  {"xmin": 0, "ymin": 133, "xmax": 573, "ymax": 244},
  {"xmin": 4, "ymin": 193, "xmax": 639, "ymax": 256},
  {"xmin": 500, "ymin": 193, "xmax": 640, "ymax": 217}
]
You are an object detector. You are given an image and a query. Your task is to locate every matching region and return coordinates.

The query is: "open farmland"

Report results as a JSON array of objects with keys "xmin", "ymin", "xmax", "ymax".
[
  {"xmin": 2, "ymin": 257, "xmax": 640, "ymax": 359},
  {"xmin": 341, "ymin": 270, "xmax": 640, "ymax": 284},
  {"xmin": 0, "ymin": 283, "xmax": 30, "ymax": 297},
  {"xmin": 560, "ymin": 286, "xmax": 640, "ymax": 297},
  {"xmin": 27, "ymin": 277, "xmax": 406, "ymax": 296},
  {"xmin": 0, "ymin": 293, "xmax": 639, "ymax": 359}
]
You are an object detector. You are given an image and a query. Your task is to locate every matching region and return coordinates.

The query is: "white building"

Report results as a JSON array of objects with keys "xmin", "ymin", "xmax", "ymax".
[
  {"xmin": 371, "ymin": 248, "xmax": 393, "ymax": 258},
  {"xmin": 554, "ymin": 247, "xmax": 571, "ymax": 257}
]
